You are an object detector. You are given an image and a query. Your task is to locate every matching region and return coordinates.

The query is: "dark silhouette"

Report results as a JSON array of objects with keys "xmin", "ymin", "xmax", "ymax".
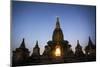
[
  {"xmin": 84, "ymin": 37, "xmax": 96, "ymax": 60},
  {"xmin": 12, "ymin": 38, "xmax": 30, "ymax": 66},
  {"xmin": 12, "ymin": 17, "xmax": 96, "ymax": 66},
  {"xmin": 30, "ymin": 41, "xmax": 40, "ymax": 63},
  {"xmin": 75, "ymin": 40, "xmax": 85, "ymax": 57}
]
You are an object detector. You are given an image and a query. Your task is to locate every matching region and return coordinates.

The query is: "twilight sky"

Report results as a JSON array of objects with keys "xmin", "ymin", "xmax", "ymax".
[{"xmin": 11, "ymin": 1, "xmax": 96, "ymax": 55}]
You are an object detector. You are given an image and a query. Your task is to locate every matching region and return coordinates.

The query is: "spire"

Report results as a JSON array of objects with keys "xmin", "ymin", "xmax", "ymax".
[
  {"xmin": 77, "ymin": 40, "xmax": 80, "ymax": 46},
  {"xmin": 85, "ymin": 36, "xmax": 95, "ymax": 52},
  {"xmin": 76, "ymin": 40, "xmax": 82, "ymax": 49},
  {"xmin": 52, "ymin": 17, "xmax": 64, "ymax": 41},
  {"xmin": 77, "ymin": 40, "xmax": 79, "ymax": 45},
  {"xmin": 20, "ymin": 38, "xmax": 26, "ymax": 48},
  {"xmin": 88, "ymin": 36, "xmax": 94, "ymax": 48},
  {"xmin": 89, "ymin": 36, "xmax": 93, "ymax": 45},
  {"xmin": 35, "ymin": 40, "xmax": 39, "ymax": 48},
  {"xmin": 56, "ymin": 16, "xmax": 60, "ymax": 29}
]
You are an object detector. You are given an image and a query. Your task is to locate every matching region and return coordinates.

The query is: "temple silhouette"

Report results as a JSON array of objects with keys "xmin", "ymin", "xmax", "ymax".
[{"xmin": 12, "ymin": 17, "xmax": 96, "ymax": 66}]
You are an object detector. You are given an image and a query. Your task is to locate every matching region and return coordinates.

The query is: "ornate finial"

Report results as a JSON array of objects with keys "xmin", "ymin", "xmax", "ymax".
[{"xmin": 56, "ymin": 16, "xmax": 60, "ymax": 29}]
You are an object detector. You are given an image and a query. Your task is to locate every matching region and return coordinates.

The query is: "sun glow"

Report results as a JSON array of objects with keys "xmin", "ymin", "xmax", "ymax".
[{"xmin": 55, "ymin": 46, "xmax": 61, "ymax": 56}]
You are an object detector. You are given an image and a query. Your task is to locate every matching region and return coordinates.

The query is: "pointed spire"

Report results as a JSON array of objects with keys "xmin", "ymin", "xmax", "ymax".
[
  {"xmin": 35, "ymin": 40, "xmax": 39, "ymax": 48},
  {"xmin": 75, "ymin": 40, "xmax": 84, "ymax": 57},
  {"xmin": 89, "ymin": 36, "xmax": 91, "ymax": 42},
  {"xmin": 56, "ymin": 16, "xmax": 60, "ymax": 29},
  {"xmin": 88, "ymin": 36, "xmax": 94, "ymax": 47},
  {"xmin": 77, "ymin": 40, "xmax": 80, "ymax": 46},
  {"xmin": 89, "ymin": 36, "xmax": 93, "ymax": 45},
  {"xmin": 20, "ymin": 38, "xmax": 26, "ymax": 48},
  {"xmin": 76, "ymin": 40, "xmax": 82, "ymax": 49},
  {"xmin": 85, "ymin": 36, "xmax": 95, "ymax": 51},
  {"xmin": 77, "ymin": 40, "xmax": 79, "ymax": 45}
]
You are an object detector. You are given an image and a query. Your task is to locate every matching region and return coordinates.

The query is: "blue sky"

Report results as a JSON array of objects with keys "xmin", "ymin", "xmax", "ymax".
[{"xmin": 11, "ymin": 1, "xmax": 96, "ymax": 55}]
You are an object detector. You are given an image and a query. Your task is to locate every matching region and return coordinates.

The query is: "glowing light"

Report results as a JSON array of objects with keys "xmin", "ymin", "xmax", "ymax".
[{"xmin": 55, "ymin": 46, "xmax": 61, "ymax": 56}]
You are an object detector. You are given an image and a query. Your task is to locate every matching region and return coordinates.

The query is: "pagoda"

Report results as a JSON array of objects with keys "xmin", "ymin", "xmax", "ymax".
[
  {"xmin": 13, "ymin": 38, "xmax": 30, "ymax": 65},
  {"xmin": 43, "ymin": 17, "xmax": 74, "ymax": 61}
]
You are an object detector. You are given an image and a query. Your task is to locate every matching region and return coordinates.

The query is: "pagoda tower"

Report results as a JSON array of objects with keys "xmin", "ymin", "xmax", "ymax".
[
  {"xmin": 30, "ymin": 41, "xmax": 40, "ymax": 63},
  {"xmin": 31, "ymin": 41, "xmax": 40, "ymax": 56},
  {"xmin": 85, "ymin": 37, "xmax": 96, "ymax": 56},
  {"xmin": 13, "ymin": 38, "xmax": 30, "ymax": 65},
  {"xmin": 75, "ymin": 40, "xmax": 84, "ymax": 57},
  {"xmin": 44, "ymin": 17, "xmax": 73, "ymax": 61}
]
